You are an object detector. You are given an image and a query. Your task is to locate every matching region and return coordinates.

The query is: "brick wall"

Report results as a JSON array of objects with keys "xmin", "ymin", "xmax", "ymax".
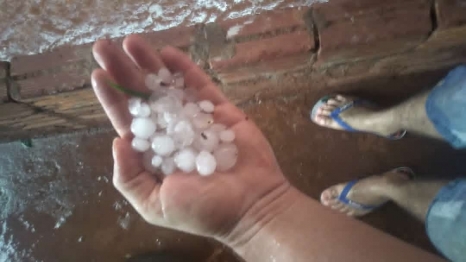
[{"xmin": 1, "ymin": 0, "xmax": 466, "ymax": 141}]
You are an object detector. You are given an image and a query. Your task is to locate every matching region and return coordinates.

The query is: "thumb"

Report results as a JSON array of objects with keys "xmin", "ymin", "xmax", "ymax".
[{"xmin": 112, "ymin": 137, "xmax": 161, "ymax": 217}]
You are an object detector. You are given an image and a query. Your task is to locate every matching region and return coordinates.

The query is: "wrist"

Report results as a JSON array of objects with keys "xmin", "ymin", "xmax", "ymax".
[{"xmin": 217, "ymin": 182, "xmax": 302, "ymax": 254}]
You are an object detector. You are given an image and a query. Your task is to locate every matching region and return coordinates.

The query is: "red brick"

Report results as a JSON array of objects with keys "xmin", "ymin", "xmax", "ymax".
[
  {"xmin": 0, "ymin": 62, "xmax": 7, "ymax": 103},
  {"xmin": 0, "ymin": 88, "xmax": 107, "ymax": 139},
  {"xmin": 8, "ymin": 26, "xmax": 196, "ymax": 101},
  {"xmin": 0, "ymin": 83, "xmax": 6, "ymax": 103},
  {"xmin": 10, "ymin": 43, "xmax": 94, "ymax": 77},
  {"xmin": 217, "ymin": 54, "xmax": 313, "ymax": 85},
  {"xmin": 220, "ymin": 8, "xmax": 309, "ymax": 40},
  {"xmin": 210, "ymin": 30, "xmax": 314, "ymax": 71},
  {"xmin": 314, "ymin": 0, "xmax": 432, "ymax": 65},
  {"xmin": 373, "ymin": 46, "xmax": 466, "ymax": 75},
  {"xmin": 436, "ymin": 0, "xmax": 466, "ymax": 29},
  {"xmin": 0, "ymin": 61, "xmax": 7, "ymax": 79},
  {"xmin": 204, "ymin": 23, "xmax": 235, "ymax": 62},
  {"xmin": 10, "ymin": 50, "xmax": 96, "ymax": 101},
  {"xmin": 11, "ymin": 68, "xmax": 92, "ymax": 100},
  {"xmin": 312, "ymin": 0, "xmax": 421, "ymax": 21},
  {"xmin": 8, "ymin": 41, "xmax": 96, "ymax": 101}
]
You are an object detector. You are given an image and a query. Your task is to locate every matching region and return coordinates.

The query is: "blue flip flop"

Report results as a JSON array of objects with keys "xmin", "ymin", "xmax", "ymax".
[
  {"xmin": 310, "ymin": 95, "xmax": 407, "ymax": 140},
  {"xmin": 337, "ymin": 167, "xmax": 415, "ymax": 211}
]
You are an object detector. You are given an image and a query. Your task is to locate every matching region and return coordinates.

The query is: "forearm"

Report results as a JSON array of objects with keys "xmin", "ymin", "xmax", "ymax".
[{"xmin": 225, "ymin": 187, "xmax": 444, "ymax": 262}]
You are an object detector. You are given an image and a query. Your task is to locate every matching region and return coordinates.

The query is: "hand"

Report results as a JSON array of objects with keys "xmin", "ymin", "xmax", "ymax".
[{"xmin": 91, "ymin": 35, "xmax": 291, "ymax": 242}]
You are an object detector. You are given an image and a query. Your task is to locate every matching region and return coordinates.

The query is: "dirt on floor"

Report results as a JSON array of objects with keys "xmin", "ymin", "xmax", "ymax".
[{"xmin": 1, "ymin": 69, "xmax": 466, "ymax": 262}]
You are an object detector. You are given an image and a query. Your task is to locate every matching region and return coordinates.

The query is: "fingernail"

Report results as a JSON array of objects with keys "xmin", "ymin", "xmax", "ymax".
[
  {"xmin": 103, "ymin": 38, "xmax": 113, "ymax": 45},
  {"xmin": 93, "ymin": 51, "xmax": 107, "ymax": 71},
  {"xmin": 91, "ymin": 75, "xmax": 99, "ymax": 89}
]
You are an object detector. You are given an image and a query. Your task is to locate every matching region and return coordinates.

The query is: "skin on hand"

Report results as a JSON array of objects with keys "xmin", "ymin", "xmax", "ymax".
[{"xmin": 91, "ymin": 35, "xmax": 293, "ymax": 245}]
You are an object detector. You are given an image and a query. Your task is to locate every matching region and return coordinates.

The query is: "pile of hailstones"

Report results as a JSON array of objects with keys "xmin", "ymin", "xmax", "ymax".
[{"xmin": 129, "ymin": 68, "xmax": 238, "ymax": 176}]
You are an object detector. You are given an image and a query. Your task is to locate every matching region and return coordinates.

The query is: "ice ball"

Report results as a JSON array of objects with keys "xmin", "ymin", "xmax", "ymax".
[
  {"xmin": 182, "ymin": 102, "xmax": 201, "ymax": 118},
  {"xmin": 192, "ymin": 113, "xmax": 214, "ymax": 130},
  {"xmin": 131, "ymin": 117, "xmax": 157, "ymax": 139},
  {"xmin": 193, "ymin": 130, "xmax": 219, "ymax": 152},
  {"xmin": 158, "ymin": 68, "xmax": 173, "ymax": 84},
  {"xmin": 138, "ymin": 103, "xmax": 151, "ymax": 118},
  {"xmin": 219, "ymin": 129, "xmax": 236, "ymax": 143},
  {"xmin": 213, "ymin": 143, "xmax": 238, "ymax": 172},
  {"xmin": 128, "ymin": 97, "xmax": 142, "ymax": 116},
  {"xmin": 198, "ymin": 100, "xmax": 215, "ymax": 113},
  {"xmin": 171, "ymin": 120, "xmax": 195, "ymax": 148},
  {"xmin": 151, "ymin": 155, "xmax": 163, "ymax": 168},
  {"xmin": 196, "ymin": 151, "xmax": 216, "ymax": 176},
  {"xmin": 145, "ymin": 74, "xmax": 162, "ymax": 90},
  {"xmin": 161, "ymin": 157, "xmax": 176, "ymax": 176},
  {"xmin": 173, "ymin": 72, "xmax": 184, "ymax": 89},
  {"xmin": 152, "ymin": 135, "xmax": 175, "ymax": 156},
  {"xmin": 132, "ymin": 137, "xmax": 150, "ymax": 152},
  {"xmin": 174, "ymin": 148, "xmax": 197, "ymax": 173}
]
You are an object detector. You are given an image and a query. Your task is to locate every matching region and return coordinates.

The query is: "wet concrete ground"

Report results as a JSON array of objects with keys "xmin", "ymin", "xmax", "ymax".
[{"xmin": 1, "ymin": 70, "xmax": 466, "ymax": 261}]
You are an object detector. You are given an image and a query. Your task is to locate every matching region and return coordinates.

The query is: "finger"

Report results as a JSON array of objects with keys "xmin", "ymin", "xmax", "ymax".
[
  {"xmin": 160, "ymin": 46, "xmax": 195, "ymax": 73},
  {"xmin": 230, "ymin": 121, "xmax": 278, "ymax": 172},
  {"xmin": 93, "ymin": 39, "xmax": 147, "ymax": 93},
  {"xmin": 92, "ymin": 69, "xmax": 132, "ymax": 137},
  {"xmin": 123, "ymin": 34, "xmax": 165, "ymax": 73},
  {"xmin": 213, "ymin": 102, "xmax": 248, "ymax": 127},
  {"xmin": 112, "ymin": 137, "xmax": 162, "ymax": 215},
  {"xmin": 160, "ymin": 46, "xmax": 228, "ymax": 104},
  {"xmin": 184, "ymin": 69, "xmax": 228, "ymax": 105}
]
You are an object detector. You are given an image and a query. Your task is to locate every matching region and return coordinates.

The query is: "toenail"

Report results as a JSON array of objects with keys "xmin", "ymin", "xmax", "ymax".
[{"xmin": 322, "ymin": 191, "xmax": 329, "ymax": 200}]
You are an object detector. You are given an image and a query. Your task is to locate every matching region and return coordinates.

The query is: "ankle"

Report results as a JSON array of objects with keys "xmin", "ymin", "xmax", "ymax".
[
  {"xmin": 365, "ymin": 110, "xmax": 403, "ymax": 133},
  {"xmin": 377, "ymin": 172, "xmax": 410, "ymax": 199}
]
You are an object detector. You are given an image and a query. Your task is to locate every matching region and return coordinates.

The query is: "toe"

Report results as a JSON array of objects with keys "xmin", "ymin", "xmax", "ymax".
[
  {"xmin": 329, "ymin": 185, "xmax": 343, "ymax": 199},
  {"xmin": 339, "ymin": 206, "xmax": 351, "ymax": 214},
  {"xmin": 328, "ymin": 198, "xmax": 341, "ymax": 207},
  {"xmin": 326, "ymin": 99, "xmax": 342, "ymax": 107},
  {"xmin": 320, "ymin": 109, "xmax": 332, "ymax": 116},
  {"xmin": 336, "ymin": 95, "xmax": 347, "ymax": 102},
  {"xmin": 321, "ymin": 104, "xmax": 336, "ymax": 111},
  {"xmin": 320, "ymin": 190, "xmax": 329, "ymax": 203},
  {"xmin": 320, "ymin": 189, "xmax": 335, "ymax": 205},
  {"xmin": 331, "ymin": 202, "xmax": 345, "ymax": 211},
  {"xmin": 315, "ymin": 115, "xmax": 332, "ymax": 126},
  {"xmin": 321, "ymin": 186, "xmax": 341, "ymax": 206}
]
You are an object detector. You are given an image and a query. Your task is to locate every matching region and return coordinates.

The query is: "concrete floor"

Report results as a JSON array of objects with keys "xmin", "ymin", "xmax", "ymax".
[{"xmin": 1, "ymin": 70, "xmax": 466, "ymax": 261}]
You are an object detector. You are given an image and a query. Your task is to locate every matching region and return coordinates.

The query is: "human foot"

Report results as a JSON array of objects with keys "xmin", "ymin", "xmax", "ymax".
[
  {"xmin": 311, "ymin": 95, "xmax": 405, "ymax": 138},
  {"xmin": 320, "ymin": 167, "xmax": 414, "ymax": 217}
]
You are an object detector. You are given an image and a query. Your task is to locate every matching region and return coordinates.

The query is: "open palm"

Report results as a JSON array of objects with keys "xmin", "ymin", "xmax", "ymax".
[{"xmin": 91, "ymin": 35, "xmax": 289, "ymax": 239}]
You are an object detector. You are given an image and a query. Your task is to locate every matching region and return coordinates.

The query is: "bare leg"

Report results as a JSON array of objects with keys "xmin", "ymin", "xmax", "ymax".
[
  {"xmin": 321, "ymin": 169, "xmax": 448, "ymax": 222},
  {"xmin": 379, "ymin": 92, "xmax": 443, "ymax": 140},
  {"xmin": 313, "ymin": 91, "xmax": 444, "ymax": 140},
  {"xmin": 383, "ymin": 179, "xmax": 448, "ymax": 222},
  {"xmin": 315, "ymin": 90, "xmax": 450, "ymax": 220}
]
